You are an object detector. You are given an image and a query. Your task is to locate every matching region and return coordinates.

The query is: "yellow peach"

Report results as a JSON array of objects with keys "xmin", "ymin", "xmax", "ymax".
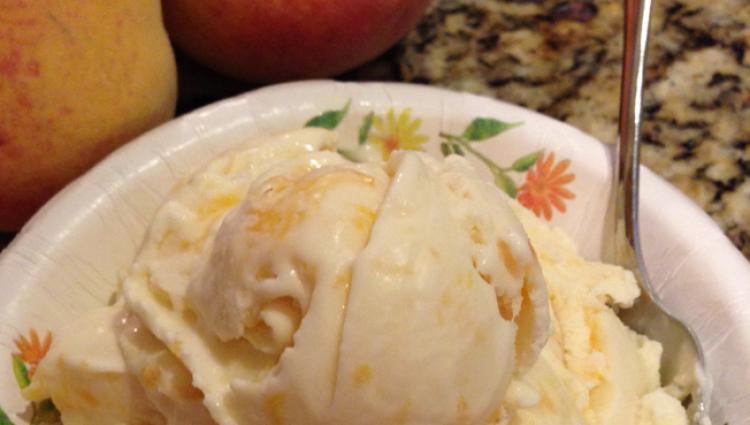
[{"xmin": 0, "ymin": 0, "xmax": 177, "ymax": 230}]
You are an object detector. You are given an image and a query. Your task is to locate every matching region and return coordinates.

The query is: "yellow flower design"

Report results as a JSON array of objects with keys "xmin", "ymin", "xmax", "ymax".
[{"xmin": 367, "ymin": 108, "xmax": 428, "ymax": 159}]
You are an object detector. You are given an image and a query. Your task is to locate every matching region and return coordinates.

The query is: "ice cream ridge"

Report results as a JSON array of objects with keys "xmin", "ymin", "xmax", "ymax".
[{"xmin": 23, "ymin": 128, "xmax": 690, "ymax": 425}]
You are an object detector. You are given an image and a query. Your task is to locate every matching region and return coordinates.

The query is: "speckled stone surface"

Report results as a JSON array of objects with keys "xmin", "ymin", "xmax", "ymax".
[{"xmin": 398, "ymin": 0, "xmax": 750, "ymax": 258}]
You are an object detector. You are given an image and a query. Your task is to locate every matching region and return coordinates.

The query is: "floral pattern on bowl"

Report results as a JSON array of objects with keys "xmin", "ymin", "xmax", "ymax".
[{"xmin": 304, "ymin": 101, "xmax": 576, "ymax": 220}]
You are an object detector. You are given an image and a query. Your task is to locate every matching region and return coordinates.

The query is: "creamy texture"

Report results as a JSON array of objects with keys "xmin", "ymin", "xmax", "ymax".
[
  {"xmin": 24, "ymin": 305, "xmax": 164, "ymax": 425},
  {"xmin": 27, "ymin": 128, "xmax": 688, "ymax": 425},
  {"xmin": 500, "ymin": 204, "xmax": 689, "ymax": 425},
  {"xmin": 117, "ymin": 312, "xmax": 214, "ymax": 425},
  {"xmin": 123, "ymin": 128, "xmax": 549, "ymax": 425}
]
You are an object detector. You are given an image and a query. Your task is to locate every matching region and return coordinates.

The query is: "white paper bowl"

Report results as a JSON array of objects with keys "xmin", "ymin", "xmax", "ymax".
[{"xmin": 1, "ymin": 81, "xmax": 748, "ymax": 424}]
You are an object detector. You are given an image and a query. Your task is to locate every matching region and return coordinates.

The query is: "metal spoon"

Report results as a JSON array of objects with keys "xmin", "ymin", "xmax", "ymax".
[{"xmin": 607, "ymin": 0, "xmax": 710, "ymax": 422}]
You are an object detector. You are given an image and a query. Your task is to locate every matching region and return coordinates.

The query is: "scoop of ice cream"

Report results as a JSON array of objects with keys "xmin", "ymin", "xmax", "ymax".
[
  {"xmin": 123, "ymin": 128, "xmax": 340, "ymax": 425},
  {"xmin": 121, "ymin": 128, "xmax": 550, "ymax": 425},
  {"xmin": 25, "ymin": 129, "xmax": 343, "ymax": 425},
  {"xmin": 502, "ymin": 203, "xmax": 690, "ymax": 425}
]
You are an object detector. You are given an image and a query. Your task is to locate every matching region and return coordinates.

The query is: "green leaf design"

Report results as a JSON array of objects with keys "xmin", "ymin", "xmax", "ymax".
[
  {"xmin": 12, "ymin": 355, "xmax": 30, "ymax": 390},
  {"xmin": 511, "ymin": 151, "xmax": 542, "ymax": 172},
  {"xmin": 495, "ymin": 173, "xmax": 517, "ymax": 198},
  {"xmin": 440, "ymin": 142, "xmax": 466, "ymax": 157},
  {"xmin": 305, "ymin": 100, "xmax": 351, "ymax": 129},
  {"xmin": 440, "ymin": 142, "xmax": 451, "ymax": 157},
  {"xmin": 0, "ymin": 406, "xmax": 14, "ymax": 425},
  {"xmin": 358, "ymin": 111, "xmax": 374, "ymax": 145},
  {"xmin": 462, "ymin": 118, "xmax": 521, "ymax": 141}
]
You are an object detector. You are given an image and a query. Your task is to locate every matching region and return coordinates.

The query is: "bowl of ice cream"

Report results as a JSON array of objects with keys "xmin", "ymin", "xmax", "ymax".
[{"xmin": 0, "ymin": 81, "xmax": 748, "ymax": 425}]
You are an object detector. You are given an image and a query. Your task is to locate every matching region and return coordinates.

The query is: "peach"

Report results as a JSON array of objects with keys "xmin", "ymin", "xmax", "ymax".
[
  {"xmin": 0, "ymin": 0, "xmax": 177, "ymax": 230},
  {"xmin": 163, "ymin": 0, "xmax": 431, "ymax": 82}
]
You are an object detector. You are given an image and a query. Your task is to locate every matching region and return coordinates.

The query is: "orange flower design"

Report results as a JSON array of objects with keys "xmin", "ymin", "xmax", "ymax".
[
  {"xmin": 518, "ymin": 153, "xmax": 575, "ymax": 220},
  {"xmin": 14, "ymin": 330, "xmax": 52, "ymax": 378}
]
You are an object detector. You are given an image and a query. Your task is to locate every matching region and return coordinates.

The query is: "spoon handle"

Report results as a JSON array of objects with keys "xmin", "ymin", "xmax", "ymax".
[{"xmin": 613, "ymin": 0, "xmax": 652, "ymax": 269}]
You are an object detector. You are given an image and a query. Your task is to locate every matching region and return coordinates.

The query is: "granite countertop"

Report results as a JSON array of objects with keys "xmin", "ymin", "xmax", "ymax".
[
  {"xmin": 1, "ymin": 0, "xmax": 748, "ymax": 259},
  {"xmin": 397, "ymin": 0, "xmax": 750, "ymax": 258}
]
